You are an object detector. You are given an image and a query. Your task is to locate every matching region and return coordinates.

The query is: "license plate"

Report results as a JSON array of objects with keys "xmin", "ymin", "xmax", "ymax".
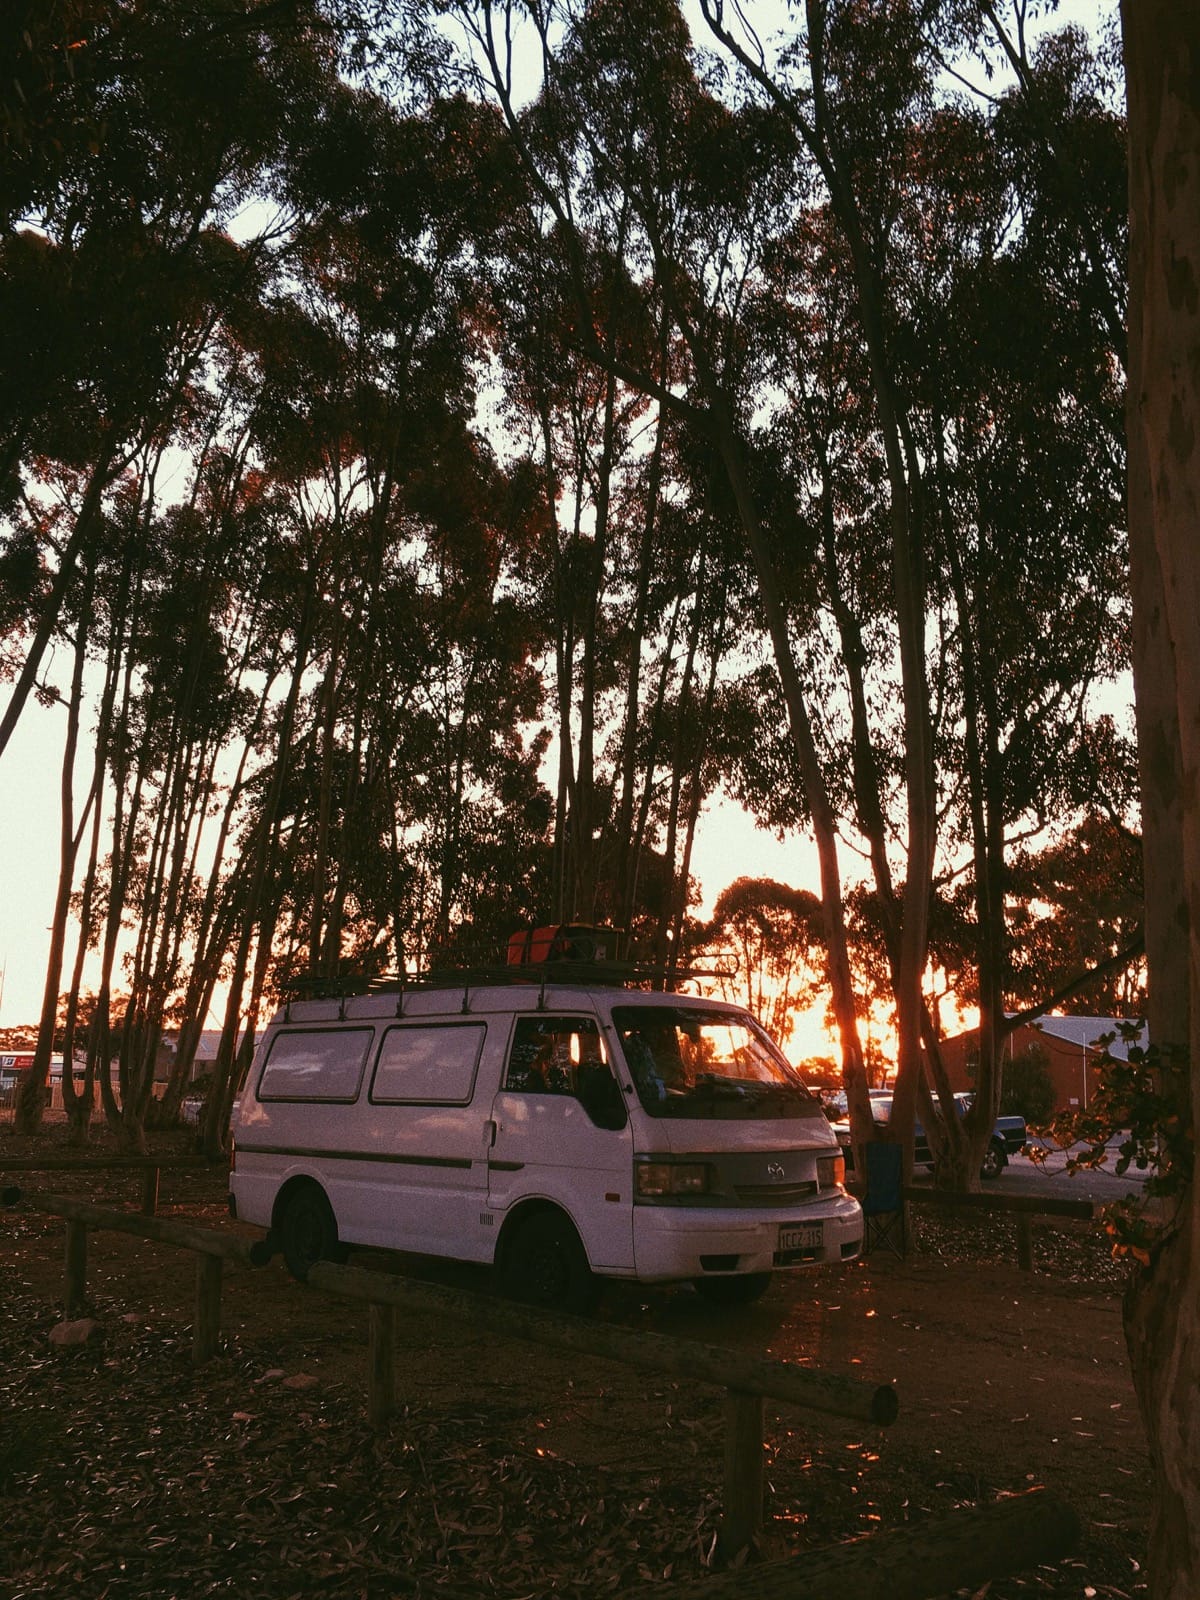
[{"xmin": 778, "ymin": 1222, "xmax": 823, "ymax": 1252}]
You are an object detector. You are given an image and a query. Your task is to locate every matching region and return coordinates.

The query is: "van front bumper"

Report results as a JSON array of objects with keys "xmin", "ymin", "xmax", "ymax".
[{"xmin": 632, "ymin": 1192, "xmax": 862, "ymax": 1281}]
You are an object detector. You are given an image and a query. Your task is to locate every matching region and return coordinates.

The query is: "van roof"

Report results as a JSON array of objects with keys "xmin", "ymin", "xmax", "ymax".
[{"xmin": 272, "ymin": 983, "xmax": 748, "ymax": 1027}]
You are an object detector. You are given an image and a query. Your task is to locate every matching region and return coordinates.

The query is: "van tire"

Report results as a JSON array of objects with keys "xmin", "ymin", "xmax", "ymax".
[
  {"xmin": 501, "ymin": 1211, "xmax": 597, "ymax": 1315},
  {"xmin": 279, "ymin": 1183, "xmax": 340, "ymax": 1281},
  {"xmin": 694, "ymin": 1272, "xmax": 772, "ymax": 1307}
]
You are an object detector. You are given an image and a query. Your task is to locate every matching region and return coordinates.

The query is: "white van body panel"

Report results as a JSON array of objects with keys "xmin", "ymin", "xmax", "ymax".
[
  {"xmin": 229, "ymin": 981, "xmax": 862, "ymax": 1290},
  {"xmin": 487, "ymin": 1087, "xmax": 635, "ymax": 1271}
]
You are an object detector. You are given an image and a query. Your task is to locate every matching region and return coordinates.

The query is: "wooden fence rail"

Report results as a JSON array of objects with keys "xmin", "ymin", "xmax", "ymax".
[
  {"xmin": 306, "ymin": 1258, "xmax": 897, "ymax": 1557},
  {"xmin": 0, "ymin": 1155, "xmax": 211, "ymax": 1217},
  {"xmin": 903, "ymin": 1186, "xmax": 1098, "ymax": 1271},
  {"xmin": 624, "ymin": 1486, "xmax": 1080, "ymax": 1599},
  {"xmin": 4, "ymin": 1187, "xmax": 271, "ymax": 1362}
]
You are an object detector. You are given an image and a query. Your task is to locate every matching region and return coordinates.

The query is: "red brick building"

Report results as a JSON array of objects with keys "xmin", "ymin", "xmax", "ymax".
[{"xmin": 939, "ymin": 1015, "xmax": 1148, "ymax": 1113}]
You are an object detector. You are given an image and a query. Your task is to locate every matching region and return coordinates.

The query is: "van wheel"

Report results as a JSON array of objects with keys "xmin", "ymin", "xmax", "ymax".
[
  {"xmin": 279, "ymin": 1184, "xmax": 339, "ymax": 1281},
  {"xmin": 502, "ymin": 1212, "xmax": 596, "ymax": 1314},
  {"xmin": 694, "ymin": 1272, "xmax": 772, "ymax": 1307}
]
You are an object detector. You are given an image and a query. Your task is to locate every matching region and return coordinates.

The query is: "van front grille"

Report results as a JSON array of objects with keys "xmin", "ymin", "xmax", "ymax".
[{"xmin": 733, "ymin": 1181, "xmax": 818, "ymax": 1206}]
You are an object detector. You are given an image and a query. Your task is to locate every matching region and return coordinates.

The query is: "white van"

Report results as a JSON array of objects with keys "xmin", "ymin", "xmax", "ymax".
[{"xmin": 229, "ymin": 978, "xmax": 862, "ymax": 1309}]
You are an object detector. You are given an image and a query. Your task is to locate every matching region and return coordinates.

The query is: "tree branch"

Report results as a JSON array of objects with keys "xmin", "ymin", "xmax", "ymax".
[{"xmin": 1003, "ymin": 933, "xmax": 1146, "ymax": 1035}]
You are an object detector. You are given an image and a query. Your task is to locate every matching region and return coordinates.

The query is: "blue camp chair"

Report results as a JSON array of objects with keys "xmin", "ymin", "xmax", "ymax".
[{"xmin": 862, "ymin": 1141, "xmax": 906, "ymax": 1257}]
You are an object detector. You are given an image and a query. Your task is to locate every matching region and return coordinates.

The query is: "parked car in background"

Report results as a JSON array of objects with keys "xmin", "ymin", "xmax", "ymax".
[
  {"xmin": 818, "ymin": 1087, "xmax": 892, "ymax": 1122},
  {"xmin": 832, "ymin": 1092, "xmax": 1026, "ymax": 1180}
]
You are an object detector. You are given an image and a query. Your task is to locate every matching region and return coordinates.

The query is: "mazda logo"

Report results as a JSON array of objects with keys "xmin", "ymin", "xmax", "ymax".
[{"xmin": 766, "ymin": 1162, "xmax": 785, "ymax": 1181}]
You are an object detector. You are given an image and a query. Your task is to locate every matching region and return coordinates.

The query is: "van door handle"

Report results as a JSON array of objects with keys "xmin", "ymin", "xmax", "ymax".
[{"xmin": 485, "ymin": 1119, "xmax": 498, "ymax": 1148}]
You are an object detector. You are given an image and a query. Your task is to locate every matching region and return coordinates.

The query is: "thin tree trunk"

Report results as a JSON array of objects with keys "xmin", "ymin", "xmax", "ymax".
[
  {"xmin": 15, "ymin": 575, "xmax": 95, "ymax": 1133},
  {"xmin": 659, "ymin": 547, "xmax": 705, "ymax": 968},
  {"xmin": 0, "ymin": 444, "xmax": 116, "ymax": 761},
  {"xmin": 612, "ymin": 351, "xmax": 668, "ymax": 929},
  {"xmin": 706, "ymin": 395, "xmax": 871, "ymax": 1129}
]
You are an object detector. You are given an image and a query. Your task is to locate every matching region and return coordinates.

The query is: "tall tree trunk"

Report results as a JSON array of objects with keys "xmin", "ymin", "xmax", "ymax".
[
  {"xmin": 669, "ymin": 568, "xmax": 728, "ymax": 964},
  {"xmin": 15, "ymin": 580, "xmax": 94, "ymax": 1133},
  {"xmin": 623, "ymin": 583, "xmax": 687, "ymax": 939},
  {"xmin": 0, "ymin": 443, "xmax": 116, "ymax": 761},
  {"xmin": 574, "ymin": 348, "xmax": 620, "ymax": 919},
  {"xmin": 612, "ymin": 317, "xmax": 670, "ymax": 929},
  {"xmin": 659, "ymin": 546, "xmax": 705, "ymax": 968},
  {"xmin": 1122, "ymin": 4, "xmax": 1200, "ymax": 1591},
  {"xmin": 706, "ymin": 395, "xmax": 871, "ymax": 1130}
]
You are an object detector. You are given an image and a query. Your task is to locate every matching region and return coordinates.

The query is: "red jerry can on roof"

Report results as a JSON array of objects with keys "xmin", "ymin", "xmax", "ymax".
[{"xmin": 506, "ymin": 924, "xmax": 621, "ymax": 966}]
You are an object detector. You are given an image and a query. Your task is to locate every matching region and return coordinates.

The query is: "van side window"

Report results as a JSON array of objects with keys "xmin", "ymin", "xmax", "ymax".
[
  {"xmin": 371, "ymin": 1023, "xmax": 485, "ymax": 1105},
  {"xmin": 257, "ymin": 1028, "xmax": 373, "ymax": 1102},
  {"xmin": 505, "ymin": 1016, "xmax": 606, "ymax": 1096}
]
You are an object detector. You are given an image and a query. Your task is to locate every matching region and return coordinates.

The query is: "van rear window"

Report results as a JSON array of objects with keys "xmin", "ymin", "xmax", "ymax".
[
  {"xmin": 257, "ymin": 1028, "xmax": 373, "ymax": 1102},
  {"xmin": 370, "ymin": 1024, "xmax": 484, "ymax": 1104}
]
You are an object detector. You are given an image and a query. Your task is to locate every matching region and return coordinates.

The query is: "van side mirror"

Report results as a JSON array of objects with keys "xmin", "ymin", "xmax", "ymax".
[{"xmin": 577, "ymin": 1066, "xmax": 628, "ymax": 1131}]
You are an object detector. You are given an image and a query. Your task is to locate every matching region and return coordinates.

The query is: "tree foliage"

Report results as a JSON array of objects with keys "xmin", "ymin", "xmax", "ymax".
[{"xmin": 2, "ymin": 0, "xmax": 1135, "ymax": 1174}]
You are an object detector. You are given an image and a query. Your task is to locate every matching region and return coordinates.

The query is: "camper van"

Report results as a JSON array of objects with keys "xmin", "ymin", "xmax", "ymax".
[{"xmin": 229, "ymin": 972, "xmax": 862, "ymax": 1310}]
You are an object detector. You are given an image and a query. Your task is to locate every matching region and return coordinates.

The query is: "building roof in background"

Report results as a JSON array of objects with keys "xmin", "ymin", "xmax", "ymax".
[
  {"xmin": 163, "ymin": 1030, "xmax": 248, "ymax": 1062},
  {"xmin": 1024, "ymin": 1014, "xmax": 1148, "ymax": 1060}
]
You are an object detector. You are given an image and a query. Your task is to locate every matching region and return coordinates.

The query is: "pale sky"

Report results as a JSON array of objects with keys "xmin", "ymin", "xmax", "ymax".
[
  {"xmin": 0, "ymin": 694, "xmax": 826, "ymax": 1031},
  {"xmin": 1, "ymin": 698, "xmax": 73, "ymax": 1029}
]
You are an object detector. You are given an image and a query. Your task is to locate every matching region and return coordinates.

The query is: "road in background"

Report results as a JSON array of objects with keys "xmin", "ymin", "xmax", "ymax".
[{"xmin": 907, "ymin": 1136, "xmax": 1152, "ymax": 1206}]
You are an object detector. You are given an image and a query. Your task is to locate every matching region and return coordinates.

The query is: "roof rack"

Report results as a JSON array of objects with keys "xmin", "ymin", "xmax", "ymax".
[
  {"xmin": 278, "ymin": 956, "xmax": 736, "ymax": 1007},
  {"xmin": 277, "ymin": 925, "xmax": 737, "ymax": 1011}
]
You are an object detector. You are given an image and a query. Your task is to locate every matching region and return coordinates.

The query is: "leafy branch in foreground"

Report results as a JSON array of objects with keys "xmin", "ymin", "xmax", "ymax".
[{"xmin": 1028, "ymin": 1026, "xmax": 1192, "ymax": 1266}]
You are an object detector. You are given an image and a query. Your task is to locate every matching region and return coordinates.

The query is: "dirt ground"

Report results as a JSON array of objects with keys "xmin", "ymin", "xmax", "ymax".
[{"xmin": 0, "ymin": 1129, "xmax": 1149, "ymax": 1599}]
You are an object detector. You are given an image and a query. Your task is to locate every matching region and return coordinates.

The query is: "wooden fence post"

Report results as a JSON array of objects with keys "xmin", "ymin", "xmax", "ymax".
[
  {"xmin": 140, "ymin": 1167, "xmax": 160, "ymax": 1217},
  {"xmin": 1016, "ymin": 1215, "xmax": 1034, "ymax": 1271},
  {"xmin": 64, "ymin": 1219, "xmax": 88, "ymax": 1316},
  {"xmin": 368, "ymin": 1302, "xmax": 396, "ymax": 1427},
  {"xmin": 193, "ymin": 1255, "xmax": 223, "ymax": 1364},
  {"xmin": 721, "ymin": 1388, "xmax": 765, "ymax": 1559}
]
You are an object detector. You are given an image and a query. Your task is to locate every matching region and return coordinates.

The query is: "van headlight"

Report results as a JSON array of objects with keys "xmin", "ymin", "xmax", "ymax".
[
  {"xmin": 816, "ymin": 1153, "xmax": 845, "ymax": 1189},
  {"xmin": 635, "ymin": 1160, "xmax": 712, "ymax": 1198}
]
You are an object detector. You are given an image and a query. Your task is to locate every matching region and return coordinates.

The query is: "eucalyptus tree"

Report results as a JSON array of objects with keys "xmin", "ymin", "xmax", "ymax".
[
  {"xmin": 1002, "ymin": 811, "xmax": 1145, "ymax": 1017},
  {"xmin": 698, "ymin": 876, "xmax": 825, "ymax": 1044},
  {"xmin": 460, "ymin": 85, "xmax": 749, "ymax": 954},
  {"xmin": 5, "ymin": 0, "xmax": 342, "ymax": 1134},
  {"xmin": 696, "ymin": 0, "xmax": 948, "ymax": 1163},
  {"xmin": 489, "ymin": 205, "xmax": 640, "ymax": 923},
  {"xmin": 875, "ymin": 39, "xmax": 1127, "ymax": 1182},
  {"xmin": 446, "ymin": 0, "xmax": 879, "ymax": 1146},
  {"xmin": 0, "ymin": 0, "xmax": 336, "ymax": 759},
  {"xmin": 43, "ymin": 415, "xmax": 308, "ymax": 1149},
  {"xmin": 687, "ymin": 0, "xmax": 1130, "ymax": 1184},
  {"xmin": 1119, "ymin": 4, "xmax": 1199, "ymax": 1585},
  {"xmin": 487, "ymin": 179, "xmax": 744, "ymax": 944},
  {"xmin": 239, "ymin": 83, "xmax": 552, "ymax": 983}
]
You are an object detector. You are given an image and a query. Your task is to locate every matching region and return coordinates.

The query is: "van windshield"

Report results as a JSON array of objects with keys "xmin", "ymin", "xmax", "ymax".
[{"xmin": 611, "ymin": 1006, "xmax": 821, "ymax": 1120}]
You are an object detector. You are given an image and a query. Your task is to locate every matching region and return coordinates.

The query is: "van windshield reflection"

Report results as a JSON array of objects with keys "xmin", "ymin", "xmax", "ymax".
[{"xmin": 611, "ymin": 1007, "xmax": 819, "ymax": 1120}]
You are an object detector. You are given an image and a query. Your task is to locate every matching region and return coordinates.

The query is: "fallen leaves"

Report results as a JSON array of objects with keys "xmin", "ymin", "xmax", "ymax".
[
  {"xmin": 0, "ymin": 1291, "xmax": 728, "ymax": 1598},
  {"xmin": 0, "ymin": 1133, "xmax": 1149, "ymax": 1599}
]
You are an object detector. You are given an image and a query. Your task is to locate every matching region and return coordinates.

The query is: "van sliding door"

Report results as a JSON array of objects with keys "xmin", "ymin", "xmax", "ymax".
[{"xmin": 348, "ymin": 1020, "xmax": 492, "ymax": 1257}]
